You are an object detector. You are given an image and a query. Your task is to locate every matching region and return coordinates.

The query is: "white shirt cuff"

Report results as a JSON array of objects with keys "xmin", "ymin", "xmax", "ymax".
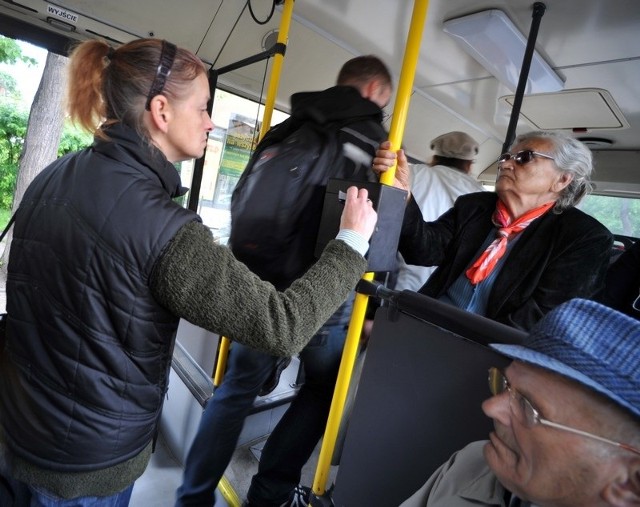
[{"xmin": 336, "ymin": 229, "xmax": 369, "ymax": 257}]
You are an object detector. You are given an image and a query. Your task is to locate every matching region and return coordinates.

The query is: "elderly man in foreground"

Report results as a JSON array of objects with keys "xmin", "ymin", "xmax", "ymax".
[{"xmin": 401, "ymin": 297, "xmax": 640, "ymax": 507}]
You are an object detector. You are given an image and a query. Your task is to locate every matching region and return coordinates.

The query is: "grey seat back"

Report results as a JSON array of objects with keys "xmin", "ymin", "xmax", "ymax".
[{"xmin": 332, "ymin": 293, "xmax": 525, "ymax": 507}]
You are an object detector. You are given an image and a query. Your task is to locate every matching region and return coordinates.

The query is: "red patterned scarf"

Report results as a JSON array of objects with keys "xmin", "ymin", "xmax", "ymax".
[{"xmin": 465, "ymin": 200, "xmax": 555, "ymax": 285}]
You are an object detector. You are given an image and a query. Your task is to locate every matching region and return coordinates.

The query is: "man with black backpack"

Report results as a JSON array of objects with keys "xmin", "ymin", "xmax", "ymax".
[{"xmin": 176, "ymin": 55, "xmax": 393, "ymax": 507}]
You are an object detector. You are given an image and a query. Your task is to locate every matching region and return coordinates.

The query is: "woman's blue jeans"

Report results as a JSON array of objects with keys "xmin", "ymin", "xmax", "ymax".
[{"xmin": 0, "ymin": 475, "xmax": 133, "ymax": 507}]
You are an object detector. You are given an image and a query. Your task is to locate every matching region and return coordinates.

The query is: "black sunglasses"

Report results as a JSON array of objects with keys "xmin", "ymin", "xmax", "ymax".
[{"xmin": 498, "ymin": 150, "xmax": 554, "ymax": 166}]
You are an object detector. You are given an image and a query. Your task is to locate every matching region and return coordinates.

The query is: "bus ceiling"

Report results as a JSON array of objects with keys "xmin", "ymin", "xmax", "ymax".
[{"xmin": 0, "ymin": 0, "xmax": 639, "ymax": 196}]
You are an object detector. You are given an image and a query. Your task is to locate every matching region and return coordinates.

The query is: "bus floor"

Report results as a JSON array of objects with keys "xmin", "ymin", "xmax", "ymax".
[
  {"xmin": 130, "ymin": 358, "xmax": 338, "ymax": 506},
  {"xmin": 130, "ymin": 432, "xmax": 335, "ymax": 506},
  {"xmin": 129, "ymin": 421, "xmax": 336, "ymax": 506}
]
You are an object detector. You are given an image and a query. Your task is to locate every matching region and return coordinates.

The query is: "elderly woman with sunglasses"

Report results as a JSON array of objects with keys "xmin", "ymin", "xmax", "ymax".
[{"xmin": 373, "ymin": 130, "xmax": 612, "ymax": 331}]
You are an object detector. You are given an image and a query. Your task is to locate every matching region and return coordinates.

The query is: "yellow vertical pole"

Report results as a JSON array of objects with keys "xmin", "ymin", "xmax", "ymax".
[
  {"xmin": 213, "ymin": 336, "xmax": 231, "ymax": 386},
  {"xmin": 311, "ymin": 0, "xmax": 430, "ymax": 499},
  {"xmin": 214, "ymin": 0, "xmax": 295, "ymax": 387},
  {"xmin": 259, "ymin": 0, "xmax": 295, "ymax": 141},
  {"xmin": 382, "ymin": 0, "xmax": 429, "ymax": 181}
]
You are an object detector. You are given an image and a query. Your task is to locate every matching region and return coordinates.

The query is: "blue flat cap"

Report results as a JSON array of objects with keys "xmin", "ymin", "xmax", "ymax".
[{"xmin": 491, "ymin": 298, "xmax": 640, "ymax": 418}]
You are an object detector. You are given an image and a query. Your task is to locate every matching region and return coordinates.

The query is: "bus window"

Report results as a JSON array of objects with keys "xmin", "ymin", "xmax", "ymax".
[
  {"xmin": 578, "ymin": 195, "xmax": 640, "ymax": 238},
  {"xmin": 183, "ymin": 89, "xmax": 289, "ymax": 245}
]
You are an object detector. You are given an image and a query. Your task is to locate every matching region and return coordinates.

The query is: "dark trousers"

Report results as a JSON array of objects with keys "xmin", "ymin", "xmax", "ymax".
[{"xmin": 175, "ymin": 323, "xmax": 346, "ymax": 506}]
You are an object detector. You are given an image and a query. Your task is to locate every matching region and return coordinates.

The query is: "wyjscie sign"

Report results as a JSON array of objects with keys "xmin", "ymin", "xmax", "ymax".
[{"xmin": 46, "ymin": 4, "xmax": 79, "ymax": 24}]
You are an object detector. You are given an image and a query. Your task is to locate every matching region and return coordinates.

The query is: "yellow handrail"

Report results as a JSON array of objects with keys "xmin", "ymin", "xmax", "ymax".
[
  {"xmin": 214, "ymin": 0, "xmax": 295, "ymax": 386},
  {"xmin": 213, "ymin": 334, "xmax": 231, "ymax": 387},
  {"xmin": 311, "ymin": 0, "xmax": 430, "ymax": 500},
  {"xmin": 258, "ymin": 0, "xmax": 295, "ymax": 143},
  {"xmin": 218, "ymin": 476, "xmax": 242, "ymax": 507}
]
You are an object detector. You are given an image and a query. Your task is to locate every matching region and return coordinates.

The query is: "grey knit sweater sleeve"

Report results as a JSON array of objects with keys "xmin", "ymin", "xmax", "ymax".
[{"xmin": 150, "ymin": 221, "xmax": 368, "ymax": 356}]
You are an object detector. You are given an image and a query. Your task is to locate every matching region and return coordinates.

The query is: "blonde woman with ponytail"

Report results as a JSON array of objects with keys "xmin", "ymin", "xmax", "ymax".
[{"xmin": 0, "ymin": 38, "xmax": 377, "ymax": 506}]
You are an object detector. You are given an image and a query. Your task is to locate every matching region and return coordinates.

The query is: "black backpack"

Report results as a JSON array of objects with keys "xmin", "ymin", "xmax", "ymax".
[{"xmin": 229, "ymin": 115, "xmax": 361, "ymax": 290}]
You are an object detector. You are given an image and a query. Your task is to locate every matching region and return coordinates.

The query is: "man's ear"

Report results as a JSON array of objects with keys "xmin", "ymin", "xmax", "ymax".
[
  {"xmin": 361, "ymin": 79, "xmax": 379, "ymax": 101},
  {"xmin": 147, "ymin": 95, "xmax": 171, "ymax": 133},
  {"xmin": 602, "ymin": 459, "xmax": 640, "ymax": 506}
]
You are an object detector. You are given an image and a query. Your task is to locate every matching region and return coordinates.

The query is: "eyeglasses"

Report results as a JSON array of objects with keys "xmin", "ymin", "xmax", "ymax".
[
  {"xmin": 488, "ymin": 367, "xmax": 640, "ymax": 456},
  {"xmin": 498, "ymin": 150, "xmax": 554, "ymax": 166}
]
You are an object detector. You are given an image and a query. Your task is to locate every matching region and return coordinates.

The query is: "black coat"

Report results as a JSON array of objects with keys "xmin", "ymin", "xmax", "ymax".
[
  {"xmin": 399, "ymin": 192, "xmax": 613, "ymax": 331},
  {"xmin": 289, "ymin": 85, "xmax": 388, "ymax": 181},
  {"xmin": 596, "ymin": 240, "xmax": 640, "ymax": 319},
  {"xmin": 230, "ymin": 85, "xmax": 387, "ymax": 296}
]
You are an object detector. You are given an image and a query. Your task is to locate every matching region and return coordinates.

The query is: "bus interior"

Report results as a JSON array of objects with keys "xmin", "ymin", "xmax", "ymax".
[{"xmin": 0, "ymin": 0, "xmax": 638, "ymax": 505}]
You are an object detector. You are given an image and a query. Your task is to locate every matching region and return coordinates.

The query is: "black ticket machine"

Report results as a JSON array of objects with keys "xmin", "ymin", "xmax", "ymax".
[{"xmin": 314, "ymin": 179, "xmax": 408, "ymax": 272}]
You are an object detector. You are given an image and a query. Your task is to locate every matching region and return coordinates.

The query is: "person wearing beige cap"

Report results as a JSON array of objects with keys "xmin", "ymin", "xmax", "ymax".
[
  {"xmin": 395, "ymin": 131, "xmax": 486, "ymax": 291},
  {"xmin": 374, "ymin": 130, "xmax": 613, "ymax": 331},
  {"xmin": 431, "ymin": 130, "xmax": 479, "ymax": 161}
]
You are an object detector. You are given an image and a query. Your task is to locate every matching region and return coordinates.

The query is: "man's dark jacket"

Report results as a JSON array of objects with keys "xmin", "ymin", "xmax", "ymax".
[
  {"xmin": 399, "ymin": 192, "xmax": 613, "ymax": 331},
  {"xmin": 287, "ymin": 85, "xmax": 387, "ymax": 183},
  {"xmin": 231, "ymin": 85, "xmax": 387, "ymax": 292}
]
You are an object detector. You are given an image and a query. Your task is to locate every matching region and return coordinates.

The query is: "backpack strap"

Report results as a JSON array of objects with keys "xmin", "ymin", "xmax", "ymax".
[
  {"xmin": 0, "ymin": 214, "xmax": 15, "ymax": 243},
  {"xmin": 0, "ymin": 213, "xmax": 12, "ymax": 348}
]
